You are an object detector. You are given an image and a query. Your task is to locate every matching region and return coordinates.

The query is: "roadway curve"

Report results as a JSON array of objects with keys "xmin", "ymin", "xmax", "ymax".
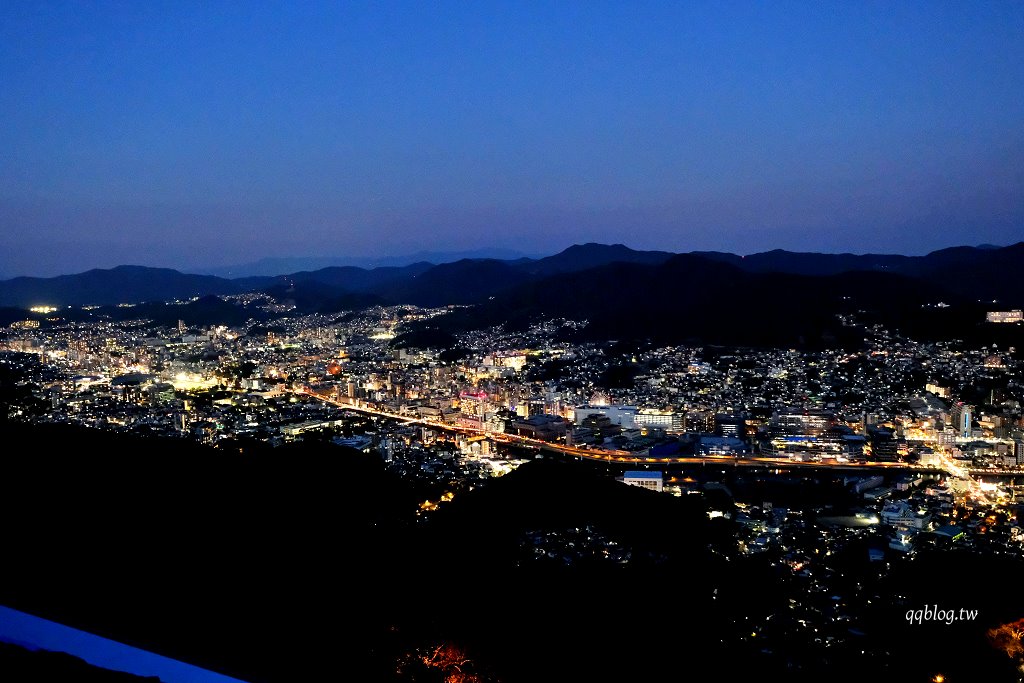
[{"xmin": 295, "ymin": 389, "xmax": 936, "ymax": 474}]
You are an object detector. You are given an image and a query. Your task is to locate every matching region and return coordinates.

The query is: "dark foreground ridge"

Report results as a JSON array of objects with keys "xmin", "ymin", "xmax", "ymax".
[{"xmin": 2, "ymin": 422, "xmax": 1022, "ymax": 682}]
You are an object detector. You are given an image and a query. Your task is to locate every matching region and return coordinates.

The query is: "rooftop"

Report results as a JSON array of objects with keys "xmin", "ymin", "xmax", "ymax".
[{"xmin": 623, "ymin": 471, "xmax": 662, "ymax": 480}]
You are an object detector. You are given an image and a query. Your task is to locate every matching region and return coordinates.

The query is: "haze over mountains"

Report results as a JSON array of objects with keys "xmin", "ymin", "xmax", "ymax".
[{"xmin": 193, "ymin": 247, "xmax": 535, "ymax": 278}]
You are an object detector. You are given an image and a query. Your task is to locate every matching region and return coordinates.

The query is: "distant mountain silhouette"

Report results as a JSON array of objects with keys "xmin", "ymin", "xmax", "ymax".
[
  {"xmin": 194, "ymin": 248, "xmax": 532, "ymax": 278},
  {"xmin": 231, "ymin": 261, "xmax": 432, "ymax": 293},
  {"xmin": 3, "ymin": 243, "xmax": 1024, "ymax": 324},
  {"xmin": 0, "ymin": 266, "xmax": 240, "ymax": 307},
  {"xmin": 281, "ymin": 262, "xmax": 432, "ymax": 291},
  {"xmin": 518, "ymin": 242, "xmax": 675, "ymax": 276},
  {"xmin": 373, "ymin": 258, "xmax": 536, "ymax": 307},
  {"xmin": 696, "ymin": 242, "xmax": 1024, "ymax": 305},
  {"xmin": 693, "ymin": 249, "xmax": 915, "ymax": 276},
  {"xmin": 425, "ymin": 254, "xmax": 964, "ymax": 347},
  {"xmin": 911, "ymin": 242, "xmax": 1024, "ymax": 305}
]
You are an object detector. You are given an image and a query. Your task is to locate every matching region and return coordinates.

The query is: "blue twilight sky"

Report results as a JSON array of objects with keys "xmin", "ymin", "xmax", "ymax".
[{"xmin": 1, "ymin": 1, "xmax": 1023, "ymax": 276}]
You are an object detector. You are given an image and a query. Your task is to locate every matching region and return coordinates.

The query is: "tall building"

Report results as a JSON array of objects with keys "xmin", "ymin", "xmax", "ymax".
[
  {"xmin": 868, "ymin": 428, "xmax": 899, "ymax": 462},
  {"xmin": 951, "ymin": 402, "xmax": 973, "ymax": 439}
]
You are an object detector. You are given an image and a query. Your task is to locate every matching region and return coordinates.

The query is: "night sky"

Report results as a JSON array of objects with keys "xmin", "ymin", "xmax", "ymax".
[{"xmin": 2, "ymin": 1, "xmax": 1022, "ymax": 276}]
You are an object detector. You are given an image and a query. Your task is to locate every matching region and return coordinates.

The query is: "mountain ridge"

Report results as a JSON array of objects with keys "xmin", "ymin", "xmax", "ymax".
[{"xmin": 2, "ymin": 242, "xmax": 1022, "ymax": 311}]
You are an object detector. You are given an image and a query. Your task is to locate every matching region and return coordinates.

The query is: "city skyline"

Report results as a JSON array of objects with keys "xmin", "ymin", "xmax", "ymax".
[
  {"xmin": 3, "ymin": 2, "xmax": 1024, "ymax": 681},
  {"xmin": 2, "ymin": 2, "xmax": 1023, "ymax": 276},
  {"xmin": 3, "ymin": 268, "xmax": 1024, "ymax": 681}
]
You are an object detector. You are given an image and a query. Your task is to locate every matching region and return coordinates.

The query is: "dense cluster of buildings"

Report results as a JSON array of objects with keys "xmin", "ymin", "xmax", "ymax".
[
  {"xmin": 3, "ymin": 297, "xmax": 1023, "ymax": 675},
  {"xmin": 3, "ymin": 302, "xmax": 1023, "ymax": 475}
]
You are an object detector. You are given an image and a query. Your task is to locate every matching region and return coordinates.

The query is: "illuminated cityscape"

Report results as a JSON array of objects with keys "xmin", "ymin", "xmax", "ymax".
[
  {"xmin": 2, "ymin": 248, "xmax": 1024, "ymax": 679},
  {"xmin": 2, "ymin": 1, "xmax": 1023, "ymax": 681}
]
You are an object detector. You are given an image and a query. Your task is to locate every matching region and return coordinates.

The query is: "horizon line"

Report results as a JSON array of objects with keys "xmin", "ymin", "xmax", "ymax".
[{"xmin": 1, "ymin": 240, "xmax": 1018, "ymax": 281}]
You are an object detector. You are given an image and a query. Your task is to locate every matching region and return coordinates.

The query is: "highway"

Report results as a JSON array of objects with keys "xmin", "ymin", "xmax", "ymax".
[{"xmin": 295, "ymin": 389, "xmax": 937, "ymax": 473}]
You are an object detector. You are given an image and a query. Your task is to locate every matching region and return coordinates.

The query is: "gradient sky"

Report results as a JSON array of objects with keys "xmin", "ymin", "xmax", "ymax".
[{"xmin": 2, "ymin": 1, "xmax": 1023, "ymax": 276}]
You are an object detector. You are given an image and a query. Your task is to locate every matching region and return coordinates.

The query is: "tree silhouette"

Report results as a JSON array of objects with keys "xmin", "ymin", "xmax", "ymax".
[{"xmin": 988, "ymin": 618, "xmax": 1024, "ymax": 666}]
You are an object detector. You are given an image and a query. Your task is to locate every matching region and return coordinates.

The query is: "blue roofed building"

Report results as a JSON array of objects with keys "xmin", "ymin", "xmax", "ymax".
[{"xmin": 622, "ymin": 471, "xmax": 663, "ymax": 492}]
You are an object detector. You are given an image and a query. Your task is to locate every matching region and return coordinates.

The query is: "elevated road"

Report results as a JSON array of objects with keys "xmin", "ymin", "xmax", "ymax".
[{"xmin": 295, "ymin": 389, "xmax": 938, "ymax": 474}]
